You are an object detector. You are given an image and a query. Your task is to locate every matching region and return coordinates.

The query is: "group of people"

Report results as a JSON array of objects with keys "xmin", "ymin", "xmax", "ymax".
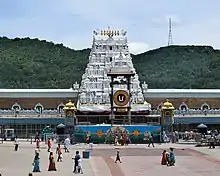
[
  {"xmin": 31, "ymin": 136, "xmax": 80, "ymax": 173},
  {"xmin": 11, "ymin": 135, "xmax": 83, "ymax": 174},
  {"xmin": 32, "ymin": 149, "xmax": 83, "ymax": 174},
  {"xmin": 114, "ymin": 135, "xmax": 130, "ymax": 146},
  {"xmin": 161, "ymin": 148, "xmax": 176, "ymax": 166}
]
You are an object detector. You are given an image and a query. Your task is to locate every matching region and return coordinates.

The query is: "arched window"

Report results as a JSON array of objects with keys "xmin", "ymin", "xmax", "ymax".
[
  {"xmin": 157, "ymin": 102, "xmax": 163, "ymax": 110},
  {"xmin": 34, "ymin": 103, "xmax": 44, "ymax": 114},
  {"xmin": 11, "ymin": 103, "xmax": 21, "ymax": 112},
  {"xmin": 57, "ymin": 103, "xmax": 65, "ymax": 113},
  {"xmin": 179, "ymin": 102, "xmax": 188, "ymax": 111},
  {"xmin": 201, "ymin": 103, "xmax": 210, "ymax": 111}
]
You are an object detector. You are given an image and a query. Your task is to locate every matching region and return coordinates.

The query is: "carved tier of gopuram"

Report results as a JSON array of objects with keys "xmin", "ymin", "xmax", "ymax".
[{"xmin": 77, "ymin": 28, "xmax": 151, "ymax": 124}]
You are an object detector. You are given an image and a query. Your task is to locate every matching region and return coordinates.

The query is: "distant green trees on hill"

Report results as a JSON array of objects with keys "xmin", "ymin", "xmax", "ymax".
[
  {"xmin": 0, "ymin": 37, "xmax": 219, "ymax": 89},
  {"xmin": 133, "ymin": 45, "xmax": 220, "ymax": 88}
]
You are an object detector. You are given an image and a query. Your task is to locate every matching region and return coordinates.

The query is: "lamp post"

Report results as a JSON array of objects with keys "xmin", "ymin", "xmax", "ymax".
[{"xmin": 161, "ymin": 99, "xmax": 175, "ymax": 143}]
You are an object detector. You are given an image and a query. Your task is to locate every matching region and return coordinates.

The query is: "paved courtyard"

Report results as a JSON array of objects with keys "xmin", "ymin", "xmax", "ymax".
[{"xmin": 0, "ymin": 142, "xmax": 220, "ymax": 176}]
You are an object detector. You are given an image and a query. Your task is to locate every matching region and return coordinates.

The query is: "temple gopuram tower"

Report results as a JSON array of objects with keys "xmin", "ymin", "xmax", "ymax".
[{"xmin": 77, "ymin": 28, "xmax": 151, "ymax": 124}]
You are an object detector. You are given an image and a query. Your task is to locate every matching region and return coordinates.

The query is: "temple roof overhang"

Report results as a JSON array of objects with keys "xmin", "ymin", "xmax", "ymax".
[
  {"xmin": 144, "ymin": 89, "xmax": 220, "ymax": 98},
  {"xmin": 0, "ymin": 89, "xmax": 78, "ymax": 98},
  {"xmin": 0, "ymin": 88, "xmax": 219, "ymax": 98}
]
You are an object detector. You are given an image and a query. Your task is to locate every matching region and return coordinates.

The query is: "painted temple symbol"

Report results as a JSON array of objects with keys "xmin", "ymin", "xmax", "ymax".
[
  {"xmin": 179, "ymin": 102, "xmax": 188, "ymax": 111},
  {"xmin": 57, "ymin": 103, "xmax": 65, "ymax": 113},
  {"xmin": 34, "ymin": 103, "xmax": 44, "ymax": 114},
  {"xmin": 117, "ymin": 94, "xmax": 126, "ymax": 102},
  {"xmin": 201, "ymin": 103, "xmax": 210, "ymax": 111},
  {"xmin": 113, "ymin": 90, "xmax": 129, "ymax": 107},
  {"xmin": 11, "ymin": 103, "xmax": 21, "ymax": 112}
]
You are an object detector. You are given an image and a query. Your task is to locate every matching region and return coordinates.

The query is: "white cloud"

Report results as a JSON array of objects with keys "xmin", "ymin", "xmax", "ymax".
[
  {"xmin": 128, "ymin": 42, "xmax": 149, "ymax": 54},
  {"xmin": 1, "ymin": 0, "xmax": 220, "ymax": 51}
]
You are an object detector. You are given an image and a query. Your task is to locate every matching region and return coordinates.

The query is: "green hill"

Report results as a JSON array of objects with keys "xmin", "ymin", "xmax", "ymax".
[
  {"xmin": 0, "ymin": 37, "xmax": 219, "ymax": 89},
  {"xmin": 133, "ymin": 45, "xmax": 220, "ymax": 88}
]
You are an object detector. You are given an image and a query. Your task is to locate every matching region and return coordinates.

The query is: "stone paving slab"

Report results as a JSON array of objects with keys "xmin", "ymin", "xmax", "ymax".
[
  {"xmin": 90, "ymin": 148, "xmax": 193, "ymax": 156},
  {"xmin": 0, "ymin": 141, "xmax": 197, "ymax": 149},
  {"xmin": 90, "ymin": 157, "xmax": 112, "ymax": 176},
  {"xmin": 192, "ymin": 146, "xmax": 220, "ymax": 160},
  {"xmin": 1, "ymin": 142, "xmax": 220, "ymax": 176},
  {"xmin": 0, "ymin": 146, "xmax": 96, "ymax": 176},
  {"xmin": 115, "ymin": 156, "xmax": 220, "ymax": 176}
]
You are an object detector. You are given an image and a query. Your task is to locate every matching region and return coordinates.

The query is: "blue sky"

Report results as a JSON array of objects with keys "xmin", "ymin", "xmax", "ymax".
[{"xmin": 0, "ymin": 0, "xmax": 220, "ymax": 54}]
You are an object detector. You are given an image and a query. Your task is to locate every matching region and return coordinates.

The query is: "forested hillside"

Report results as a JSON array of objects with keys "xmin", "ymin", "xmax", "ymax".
[
  {"xmin": 133, "ymin": 46, "xmax": 220, "ymax": 88},
  {"xmin": 0, "ymin": 37, "xmax": 219, "ymax": 89}
]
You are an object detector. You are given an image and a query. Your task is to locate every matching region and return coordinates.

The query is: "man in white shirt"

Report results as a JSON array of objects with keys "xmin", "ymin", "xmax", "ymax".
[
  {"xmin": 64, "ymin": 137, "xmax": 70, "ymax": 153},
  {"xmin": 14, "ymin": 136, "xmax": 19, "ymax": 151}
]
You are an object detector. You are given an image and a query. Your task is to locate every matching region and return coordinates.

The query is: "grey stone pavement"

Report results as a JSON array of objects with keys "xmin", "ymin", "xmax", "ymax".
[{"xmin": 1, "ymin": 141, "xmax": 220, "ymax": 176}]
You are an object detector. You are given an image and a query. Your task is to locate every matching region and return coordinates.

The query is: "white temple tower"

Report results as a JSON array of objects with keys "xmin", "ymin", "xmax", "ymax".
[{"xmin": 77, "ymin": 28, "xmax": 151, "ymax": 112}]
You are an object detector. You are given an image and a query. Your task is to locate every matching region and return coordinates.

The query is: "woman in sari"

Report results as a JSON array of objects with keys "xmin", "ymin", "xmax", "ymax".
[
  {"xmin": 33, "ymin": 152, "xmax": 41, "ymax": 172},
  {"xmin": 161, "ymin": 150, "xmax": 167, "ymax": 165},
  {"xmin": 48, "ymin": 152, "xmax": 57, "ymax": 171},
  {"xmin": 169, "ymin": 148, "xmax": 175, "ymax": 166}
]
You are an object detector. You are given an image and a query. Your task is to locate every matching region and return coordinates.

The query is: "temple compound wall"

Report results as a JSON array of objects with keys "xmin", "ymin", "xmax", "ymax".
[
  {"xmin": 148, "ymin": 98, "xmax": 220, "ymax": 109},
  {"xmin": 0, "ymin": 97, "xmax": 220, "ymax": 110}
]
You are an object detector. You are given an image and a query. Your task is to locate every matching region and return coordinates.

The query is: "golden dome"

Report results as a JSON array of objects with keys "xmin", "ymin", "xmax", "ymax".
[
  {"xmin": 65, "ymin": 100, "xmax": 75, "ymax": 107},
  {"xmin": 163, "ymin": 102, "xmax": 173, "ymax": 107},
  {"xmin": 63, "ymin": 100, "xmax": 77, "ymax": 111},
  {"xmin": 161, "ymin": 99, "xmax": 175, "ymax": 110}
]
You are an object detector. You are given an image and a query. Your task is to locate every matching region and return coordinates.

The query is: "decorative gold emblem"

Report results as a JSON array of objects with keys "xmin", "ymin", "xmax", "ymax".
[
  {"xmin": 132, "ymin": 130, "xmax": 140, "ymax": 136},
  {"xmin": 113, "ymin": 90, "xmax": 130, "ymax": 107},
  {"xmin": 96, "ymin": 130, "xmax": 104, "ymax": 137}
]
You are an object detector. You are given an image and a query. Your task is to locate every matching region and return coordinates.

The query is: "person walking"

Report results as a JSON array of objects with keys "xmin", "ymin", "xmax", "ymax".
[
  {"xmin": 32, "ymin": 151, "xmax": 41, "ymax": 172},
  {"xmin": 48, "ymin": 152, "xmax": 57, "ymax": 171},
  {"xmin": 77, "ymin": 158, "xmax": 83, "ymax": 174},
  {"xmin": 14, "ymin": 136, "xmax": 19, "ymax": 151},
  {"xmin": 36, "ymin": 138, "xmax": 40, "ymax": 149},
  {"xmin": 148, "ymin": 133, "xmax": 155, "ymax": 147},
  {"xmin": 64, "ymin": 137, "xmax": 70, "ymax": 153},
  {"xmin": 56, "ymin": 144, "xmax": 62, "ymax": 162},
  {"xmin": 168, "ymin": 148, "xmax": 175, "ymax": 166},
  {"xmin": 115, "ymin": 151, "xmax": 122, "ymax": 163},
  {"xmin": 161, "ymin": 150, "xmax": 168, "ymax": 165},
  {"xmin": 47, "ymin": 138, "xmax": 51, "ymax": 152},
  {"xmin": 209, "ymin": 136, "xmax": 215, "ymax": 149},
  {"xmin": 73, "ymin": 151, "xmax": 81, "ymax": 173}
]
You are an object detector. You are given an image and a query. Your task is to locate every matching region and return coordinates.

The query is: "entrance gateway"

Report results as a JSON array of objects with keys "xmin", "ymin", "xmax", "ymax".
[
  {"xmin": 76, "ymin": 28, "xmax": 152, "ymax": 124},
  {"xmin": 107, "ymin": 67, "xmax": 134, "ymax": 125}
]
